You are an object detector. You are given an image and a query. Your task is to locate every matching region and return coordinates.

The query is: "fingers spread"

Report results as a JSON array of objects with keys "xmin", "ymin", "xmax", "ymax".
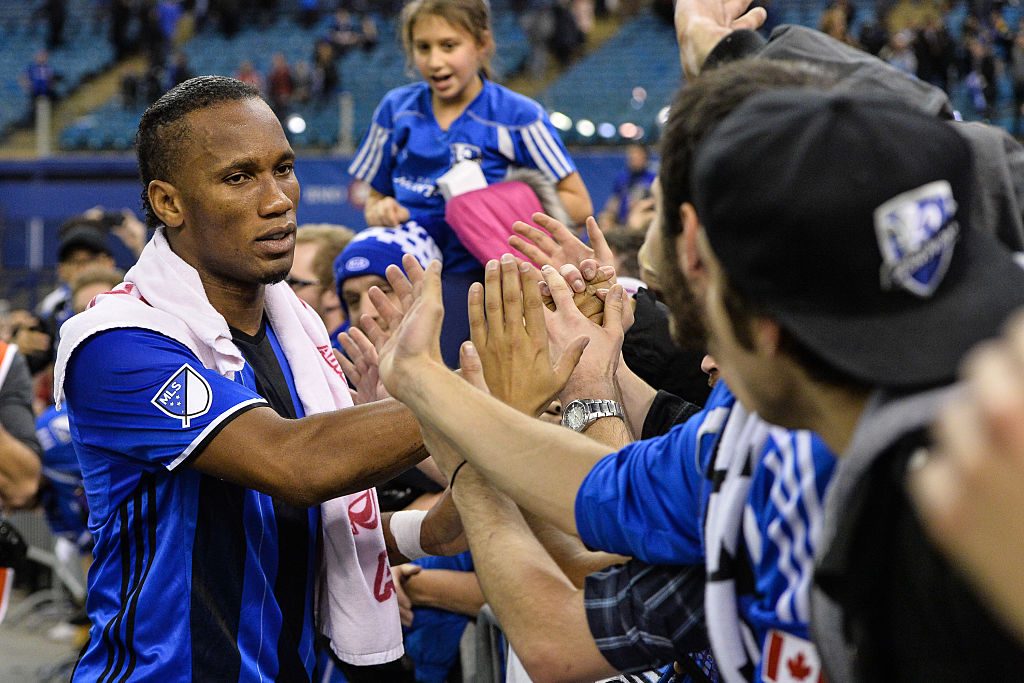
[{"xmin": 369, "ymin": 285, "xmax": 403, "ymax": 330}]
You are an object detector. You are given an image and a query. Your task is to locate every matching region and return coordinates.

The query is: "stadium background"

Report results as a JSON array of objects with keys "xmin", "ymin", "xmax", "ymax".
[{"xmin": 0, "ymin": 0, "xmax": 1016, "ymax": 307}]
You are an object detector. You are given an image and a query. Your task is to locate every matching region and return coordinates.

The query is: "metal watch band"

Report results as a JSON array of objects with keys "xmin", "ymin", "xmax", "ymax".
[{"xmin": 584, "ymin": 399, "xmax": 624, "ymax": 422}]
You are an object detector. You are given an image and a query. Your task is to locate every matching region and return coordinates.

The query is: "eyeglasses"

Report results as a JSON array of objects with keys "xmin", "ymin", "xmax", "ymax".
[{"xmin": 286, "ymin": 276, "xmax": 320, "ymax": 289}]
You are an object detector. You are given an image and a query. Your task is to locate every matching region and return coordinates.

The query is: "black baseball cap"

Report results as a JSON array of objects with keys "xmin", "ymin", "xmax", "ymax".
[
  {"xmin": 58, "ymin": 225, "xmax": 112, "ymax": 262},
  {"xmin": 692, "ymin": 89, "xmax": 1024, "ymax": 389}
]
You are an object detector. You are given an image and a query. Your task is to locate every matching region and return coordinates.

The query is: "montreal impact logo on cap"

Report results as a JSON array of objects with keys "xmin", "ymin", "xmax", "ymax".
[
  {"xmin": 874, "ymin": 180, "xmax": 960, "ymax": 298},
  {"xmin": 151, "ymin": 363, "xmax": 213, "ymax": 428}
]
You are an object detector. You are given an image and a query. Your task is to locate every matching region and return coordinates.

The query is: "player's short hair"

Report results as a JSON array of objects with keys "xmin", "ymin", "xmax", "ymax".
[{"xmin": 136, "ymin": 76, "xmax": 262, "ymax": 228}]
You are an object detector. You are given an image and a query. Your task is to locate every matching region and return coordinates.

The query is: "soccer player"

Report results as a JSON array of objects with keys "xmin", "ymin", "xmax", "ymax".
[{"xmin": 55, "ymin": 77, "xmax": 461, "ymax": 682}]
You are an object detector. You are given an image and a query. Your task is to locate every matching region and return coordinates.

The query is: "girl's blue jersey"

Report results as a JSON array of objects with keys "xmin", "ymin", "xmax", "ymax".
[{"xmin": 349, "ymin": 79, "xmax": 577, "ymax": 272}]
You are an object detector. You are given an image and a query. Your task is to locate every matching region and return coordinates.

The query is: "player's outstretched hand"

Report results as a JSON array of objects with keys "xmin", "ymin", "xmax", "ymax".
[
  {"xmin": 374, "ymin": 260, "xmax": 445, "ymax": 400},
  {"xmin": 910, "ymin": 315, "xmax": 1024, "ymax": 644},
  {"xmin": 468, "ymin": 254, "xmax": 589, "ymax": 417},
  {"xmin": 675, "ymin": 0, "xmax": 767, "ymax": 81}
]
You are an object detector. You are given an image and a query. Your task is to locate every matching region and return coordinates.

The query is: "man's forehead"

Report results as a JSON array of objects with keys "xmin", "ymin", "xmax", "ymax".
[{"xmin": 182, "ymin": 99, "xmax": 289, "ymax": 158}]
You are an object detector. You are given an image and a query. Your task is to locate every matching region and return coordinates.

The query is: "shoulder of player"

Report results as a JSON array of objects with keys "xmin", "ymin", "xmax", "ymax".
[
  {"xmin": 380, "ymin": 82, "xmax": 432, "ymax": 122},
  {"xmin": 69, "ymin": 327, "xmax": 199, "ymax": 370},
  {"xmin": 469, "ymin": 81, "xmax": 548, "ymax": 128}
]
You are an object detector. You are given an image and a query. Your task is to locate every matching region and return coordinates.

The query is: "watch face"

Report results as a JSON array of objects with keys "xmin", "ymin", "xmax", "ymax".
[{"xmin": 563, "ymin": 402, "xmax": 588, "ymax": 431}]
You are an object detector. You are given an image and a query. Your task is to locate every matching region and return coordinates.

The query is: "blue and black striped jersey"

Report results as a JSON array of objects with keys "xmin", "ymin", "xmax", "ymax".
[{"xmin": 65, "ymin": 325, "xmax": 319, "ymax": 682}]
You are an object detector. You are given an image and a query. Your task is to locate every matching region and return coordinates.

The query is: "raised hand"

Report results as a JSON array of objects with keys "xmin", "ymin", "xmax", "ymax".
[
  {"xmin": 361, "ymin": 253, "xmax": 427, "ymax": 347},
  {"xmin": 468, "ymin": 255, "xmax": 589, "ymax": 417},
  {"xmin": 336, "ymin": 327, "xmax": 389, "ymax": 404},
  {"xmin": 539, "ymin": 265, "xmax": 627, "ymax": 399},
  {"xmin": 509, "ymin": 213, "xmax": 615, "ymax": 271},
  {"xmin": 373, "ymin": 260, "xmax": 446, "ymax": 400},
  {"xmin": 674, "ymin": 0, "xmax": 767, "ymax": 80}
]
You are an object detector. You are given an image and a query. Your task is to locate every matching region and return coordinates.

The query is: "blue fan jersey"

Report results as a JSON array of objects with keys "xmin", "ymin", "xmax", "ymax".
[
  {"xmin": 575, "ymin": 381, "xmax": 836, "ymax": 681},
  {"xmin": 349, "ymin": 80, "xmax": 577, "ymax": 272},
  {"xmin": 36, "ymin": 403, "xmax": 90, "ymax": 548},
  {"xmin": 65, "ymin": 327, "xmax": 319, "ymax": 682}
]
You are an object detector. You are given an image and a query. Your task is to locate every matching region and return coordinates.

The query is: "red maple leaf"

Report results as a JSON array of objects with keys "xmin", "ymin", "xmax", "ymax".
[{"xmin": 787, "ymin": 652, "xmax": 812, "ymax": 680}]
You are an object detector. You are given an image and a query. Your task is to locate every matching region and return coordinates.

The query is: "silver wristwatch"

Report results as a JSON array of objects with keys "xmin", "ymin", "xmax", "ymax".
[{"xmin": 561, "ymin": 399, "xmax": 625, "ymax": 432}]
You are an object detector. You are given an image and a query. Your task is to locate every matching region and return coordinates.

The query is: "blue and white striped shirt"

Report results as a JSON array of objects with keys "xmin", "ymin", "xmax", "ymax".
[{"xmin": 575, "ymin": 382, "xmax": 836, "ymax": 682}]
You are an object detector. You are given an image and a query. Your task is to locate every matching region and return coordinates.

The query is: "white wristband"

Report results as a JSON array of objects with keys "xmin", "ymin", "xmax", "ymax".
[{"xmin": 389, "ymin": 510, "xmax": 428, "ymax": 560}]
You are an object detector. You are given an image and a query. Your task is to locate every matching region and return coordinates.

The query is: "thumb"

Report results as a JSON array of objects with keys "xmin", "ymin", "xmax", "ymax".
[
  {"xmin": 397, "ymin": 563, "xmax": 423, "ymax": 578},
  {"xmin": 602, "ymin": 284, "xmax": 625, "ymax": 333},
  {"xmin": 459, "ymin": 341, "xmax": 490, "ymax": 393},
  {"xmin": 732, "ymin": 6, "xmax": 767, "ymax": 30},
  {"xmin": 553, "ymin": 336, "xmax": 591, "ymax": 384}
]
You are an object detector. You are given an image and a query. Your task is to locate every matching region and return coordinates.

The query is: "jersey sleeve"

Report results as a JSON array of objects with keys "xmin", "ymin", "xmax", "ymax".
[
  {"xmin": 574, "ymin": 419, "xmax": 706, "ymax": 564},
  {"xmin": 347, "ymin": 96, "xmax": 396, "ymax": 197},
  {"xmin": 512, "ymin": 108, "xmax": 578, "ymax": 183},
  {"xmin": 64, "ymin": 329, "xmax": 269, "ymax": 472}
]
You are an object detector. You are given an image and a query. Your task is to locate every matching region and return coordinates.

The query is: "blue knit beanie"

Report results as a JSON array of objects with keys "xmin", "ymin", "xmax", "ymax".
[{"xmin": 333, "ymin": 222, "xmax": 443, "ymax": 314}]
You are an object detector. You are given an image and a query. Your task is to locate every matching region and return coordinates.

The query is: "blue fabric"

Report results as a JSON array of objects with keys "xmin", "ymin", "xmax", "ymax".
[
  {"xmin": 575, "ymin": 381, "xmax": 836, "ymax": 679},
  {"xmin": 66, "ymin": 327, "xmax": 319, "ymax": 682},
  {"xmin": 35, "ymin": 403, "xmax": 90, "ymax": 547},
  {"xmin": 349, "ymin": 80, "xmax": 577, "ymax": 272},
  {"xmin": 25, "ymin": 62, "xmax": 55, "ymax": 98},
  {"xmin": 573, "ymin": 382, "xmax": 735, "ymax": 565},
  {"xmin": 612, "ymin": 168, "xmax": 657, "ymax": 224},
  {"xmin": 403, "ymin": 552, "xmax": 475, "ymax": 683},
  {"xmin": 332, "ymin": 223, "xmax": 443, "ymax": 307}
]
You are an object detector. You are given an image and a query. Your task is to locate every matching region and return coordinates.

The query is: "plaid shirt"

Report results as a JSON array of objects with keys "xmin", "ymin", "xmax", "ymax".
[{"xmin": 584, "ymin": 559, "xmax": 711, "ymax": 676}]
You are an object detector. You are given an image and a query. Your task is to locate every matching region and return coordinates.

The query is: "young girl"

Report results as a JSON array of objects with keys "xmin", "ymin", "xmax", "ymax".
[{"xmin": 348, "ymin": 0, "xmax": 592, "ymax": 362}]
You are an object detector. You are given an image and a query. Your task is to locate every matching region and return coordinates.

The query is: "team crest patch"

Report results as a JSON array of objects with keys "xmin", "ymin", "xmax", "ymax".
[
  {"xmin": 151, "ymin": 363, "xmax": 212, "ymax": 428},
  {"xmin": 450, "ymin": 142, "xmax": 482, "ymax": 164},
  {"xmin": 874, "ymin": 180, "xmax": 960, "ymax": 298},
  {"xmin": 762, "ymin": 630, "xmax": 824, "ymax": 683}
]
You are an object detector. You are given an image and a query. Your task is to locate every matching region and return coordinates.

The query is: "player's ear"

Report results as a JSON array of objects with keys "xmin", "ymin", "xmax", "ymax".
[
  {"xmin": 679, "ymin": 202, "xmax": 706, "ymax": 286},
  {"xmin": 149, "ymin": 179, "xmax": 184, "ymax": 228}
]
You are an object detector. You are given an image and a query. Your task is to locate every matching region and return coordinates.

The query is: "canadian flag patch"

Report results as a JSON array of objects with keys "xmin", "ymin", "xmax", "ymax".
[{"xmin": 762, "ymin": 629, "xmax": 825, "ymax": 683}]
